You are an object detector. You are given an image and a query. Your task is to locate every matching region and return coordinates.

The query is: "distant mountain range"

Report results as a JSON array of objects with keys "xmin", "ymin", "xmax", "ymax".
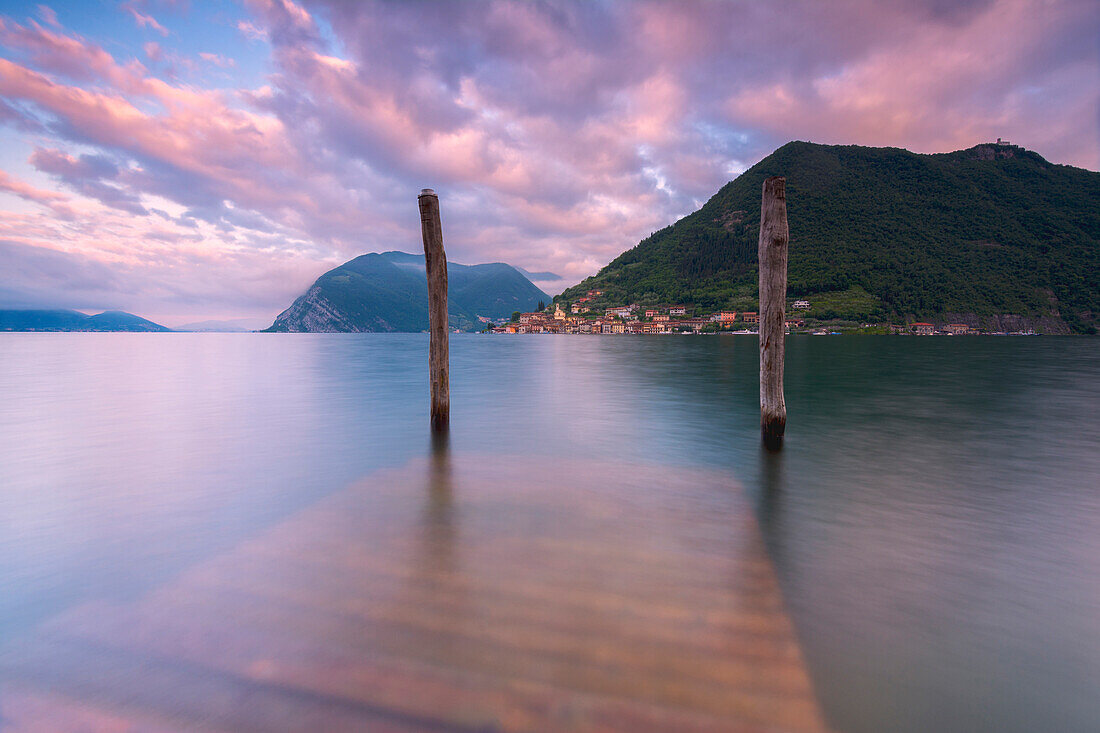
[
  {"xmin": 174, "ymin": 318, "xmax": 269, "ymax": 332},
  {"xmin": 0, "ymin": 309, "xmax": 170, "ymax": 332},
  {"xmin": 518, "ymin": 269, "xmax": 562, "ymax": 282},
  {"xmin": 558, "ymin": 141, "xmax": 1100, "ymax": 334},
  {"xmin": 265, "ymin": 251, "xmax": 549, "ymax": 332},
  {"xmin": 516, "ymin": 267, "xmax": 566, "ymax": 297}
]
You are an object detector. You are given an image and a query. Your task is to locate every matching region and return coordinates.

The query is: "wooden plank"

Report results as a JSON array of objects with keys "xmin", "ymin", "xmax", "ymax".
[{"xmin": 0, "ymin": 457, "xmax": 829, "ymax": 732}]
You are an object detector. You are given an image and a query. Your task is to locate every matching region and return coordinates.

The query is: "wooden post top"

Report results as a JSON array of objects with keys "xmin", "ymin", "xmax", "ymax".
[{"xmin": 763, "ymin": 176, "xmax": 785, "ymax": 199}]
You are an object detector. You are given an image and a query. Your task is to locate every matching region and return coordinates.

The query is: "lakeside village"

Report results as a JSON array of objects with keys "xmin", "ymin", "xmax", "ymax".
[{"xmin": 487, "ymin": 291, "xmax": 1030, "ymax": 336}]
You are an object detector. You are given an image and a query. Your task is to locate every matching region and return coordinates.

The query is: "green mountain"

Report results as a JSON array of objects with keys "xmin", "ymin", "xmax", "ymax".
[
  {"xmin": 556, "ymin": 142, "xmax": 1100, "ymax": 333},
  {"xmin": 265, "ymin": 251, "xmax": 548, "ymax": 332},
  {"xmin": 0, "ymin": 309, "xmax": 170, "ymax": 331}
]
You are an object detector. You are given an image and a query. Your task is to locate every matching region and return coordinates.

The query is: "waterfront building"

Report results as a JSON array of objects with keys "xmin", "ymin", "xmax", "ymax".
[{"xmin": 681, "ymin": 318, "xmax": 709, "ymax": 332}]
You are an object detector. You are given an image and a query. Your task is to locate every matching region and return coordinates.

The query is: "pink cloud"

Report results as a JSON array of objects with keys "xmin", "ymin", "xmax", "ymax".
[
  {"xmin": 725, "ymin": 0, "xmax": 1099, "ymax": 167},
  {"xmin": 0, "ymin": 169, "xmax": 68, "ymax": 205},
  {"xmin": 0, "ymin": 17, "xmax": 148, "ymax": 91},
  {"xmin": 198, "ymin": 52, "xmax": 235, "ymax": 68},
  {"xmin": 122, "ymin": 2, "xmax": 169, "ymax": 36},
  {"xmin": 236, "ymin": 20, "xmax": 268, "ymax": 42},
  {"xmin": 0, "ymin": 53, "xmax": 313, "ymax": 220},
  {"xmin": 36, "ymin": 5, "xmax": 59, "ymax": 28},
  {"xmin": 0, "ymin": 169, "xmax": 77, "ymax": 221}
]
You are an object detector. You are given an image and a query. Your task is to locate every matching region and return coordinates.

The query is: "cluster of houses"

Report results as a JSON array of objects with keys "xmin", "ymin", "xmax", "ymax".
[
  {"xmin": 492, "ymin": 291, "xmax": 809, "ymax": 335},
  {"xmin": 490, "ymin": 289, "xmax": 994, "ymax": 336}
]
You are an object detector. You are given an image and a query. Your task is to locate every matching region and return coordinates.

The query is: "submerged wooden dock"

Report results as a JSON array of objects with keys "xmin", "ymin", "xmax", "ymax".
[{"xmin": 0, "ymin": 456, "xmax": 828, "ymax": 732}]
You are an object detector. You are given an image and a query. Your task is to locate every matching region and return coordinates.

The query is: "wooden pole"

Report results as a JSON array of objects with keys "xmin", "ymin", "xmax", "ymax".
[
  {"xmin": 758, "ymin": 176, "xmax": 788, "ymax": 448},
  {"xmin": 418, "ymin": 188, "xmax": 449, "ymax": 432}
]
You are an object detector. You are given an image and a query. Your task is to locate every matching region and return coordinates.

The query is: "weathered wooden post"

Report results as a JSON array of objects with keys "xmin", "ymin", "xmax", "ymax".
[
  {"xmin": 758, "ymin": 176, "xmax": 788, "ymax": 448},
  {"xmin": 418, "ymin": 188, "xmax": 449, "ymax": 432}
]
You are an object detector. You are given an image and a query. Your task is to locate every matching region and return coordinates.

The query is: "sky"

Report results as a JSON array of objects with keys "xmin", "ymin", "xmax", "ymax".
[{"xmin": 0, "ymin": 0, "xmax": 1096, "ymax": 326}]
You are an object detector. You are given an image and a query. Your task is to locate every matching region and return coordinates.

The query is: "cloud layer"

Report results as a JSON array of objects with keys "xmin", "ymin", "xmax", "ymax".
[{"xmin": 0, "ymin": 0, "xmax": 1096, "ymax": 322}]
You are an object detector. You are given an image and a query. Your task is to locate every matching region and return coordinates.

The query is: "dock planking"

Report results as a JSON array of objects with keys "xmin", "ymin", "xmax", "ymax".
[{"xmin": 0, "ymin": 456, "xmax": 829, "ymax": 732}]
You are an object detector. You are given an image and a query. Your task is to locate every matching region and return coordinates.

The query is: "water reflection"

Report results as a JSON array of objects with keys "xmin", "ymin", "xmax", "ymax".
[
  {"xmin": 420, "ymin": 429, "xmax": 456, "ymax": 577},
  {"xmin": 741, "ymin": 338, "xmax": 1100, "ymax": 733},
  {"xmin": 755, "ymin": 443, "xmax": 786, "ymax": 532},
  {"xmin": 0, "ymin": 334, "xmax": 1097, "ymax": 731}
]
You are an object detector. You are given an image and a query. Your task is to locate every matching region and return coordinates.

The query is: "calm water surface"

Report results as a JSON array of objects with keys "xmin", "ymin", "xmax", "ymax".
[{"xmin": 1, "ymin": 333, "xmax": 1098, "ymax": 731}]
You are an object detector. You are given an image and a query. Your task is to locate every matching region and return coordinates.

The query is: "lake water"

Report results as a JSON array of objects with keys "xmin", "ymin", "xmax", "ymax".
[{"xmin": 0, "ymin": 333, "xmax": 1098, "ymax": 731}]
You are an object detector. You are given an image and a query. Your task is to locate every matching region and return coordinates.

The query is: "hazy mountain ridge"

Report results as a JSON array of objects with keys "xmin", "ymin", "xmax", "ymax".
[
  {"xmin": 0, "ymin": 309, "xmax": 170, "ymax": 332},
  {"xmin": 174, "ymin": 318, "xmax": 269, "ymax": 332},
  {"xmin": 265, "ymin": 251, "xmax": 548, "ymax": 332},
  {"xmin": 557, "ymin": 141, "xmax": 1100, "ymax": 333}
]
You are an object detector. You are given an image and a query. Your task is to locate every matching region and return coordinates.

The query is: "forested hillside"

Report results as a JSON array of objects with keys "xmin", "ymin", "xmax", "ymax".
[{"xmin": 557, "ymin": 142, "xmax": 1099, "ymax": 332}]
